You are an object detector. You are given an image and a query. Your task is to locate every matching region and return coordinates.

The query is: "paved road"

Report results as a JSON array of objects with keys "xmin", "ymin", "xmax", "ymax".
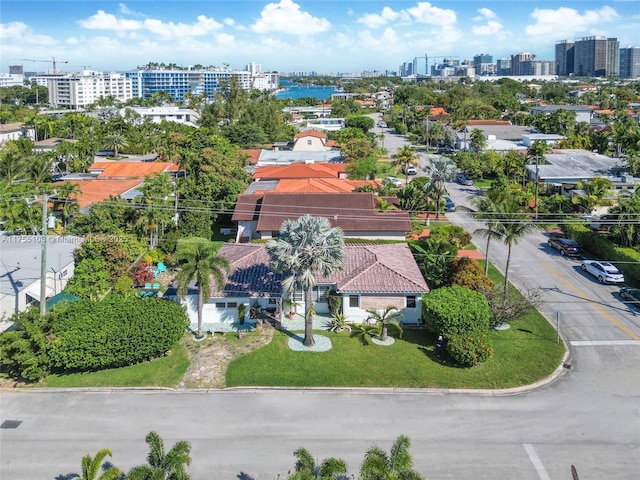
[{"xmin": 2, "ymin": 133, "xmax": 640, "ymax": 479}]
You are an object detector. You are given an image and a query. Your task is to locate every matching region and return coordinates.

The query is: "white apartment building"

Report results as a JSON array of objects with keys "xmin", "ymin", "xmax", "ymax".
[
  {"xmin": 119, "ymin": 106, "xmax": 199, "ymax": 127},
  {"xmin": 48, "ymin": 71, "xmax": 133, "ymax": 108},
  {"xmin": 0, "ymin": 73, "xmax": 25, "ymax": 87}
]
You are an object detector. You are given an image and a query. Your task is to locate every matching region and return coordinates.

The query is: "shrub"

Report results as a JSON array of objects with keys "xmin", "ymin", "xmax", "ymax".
[
  {"xmin": 422, "ymin": 286, "xmax": 490, "ymax": 337},
  {"xmin": 447, "ymin": 257, "xmax": 493, "ymax": 292},
  {"xmin": 428, "ymin": 224, "xmax": 472, "ymax": 249},
  {"xmin": 131, "ymin": 261, "xmax": 154, "ymax": 286},
  {"xmin": 46, "ymin": 295, "xmax": 188, "ymax": 372},
  {"xmin": 447, "ymin": 333, "xmax": 494, "ymax": 367},
  {"xmin": 326, "ymin": 289, "xmax": 342, "ymax": 316}
]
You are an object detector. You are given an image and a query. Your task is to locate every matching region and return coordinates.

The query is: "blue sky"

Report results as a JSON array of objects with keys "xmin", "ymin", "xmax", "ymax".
[{"xmin": 1, "ymin": 1, "xmax": 638, "ymax": 74}]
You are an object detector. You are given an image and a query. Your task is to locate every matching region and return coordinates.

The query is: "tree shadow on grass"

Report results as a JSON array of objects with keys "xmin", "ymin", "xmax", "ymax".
[{"xmin": 237, "ymin": 472, "xmax": 255, "ymax": 480}]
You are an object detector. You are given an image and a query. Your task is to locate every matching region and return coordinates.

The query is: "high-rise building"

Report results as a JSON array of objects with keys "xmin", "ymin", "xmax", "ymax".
[
  {"xmin": 473, "ymin": 54, "xmax": 494, "ymax": 76},
  {"xmin": 555, "ymin": 40, "xmax": 575, "ymax": 76},
  {"xmin": 9, "ymin": 65, "xmax": 23, "ymax": 75},
  {"xmin": 573, "ymin": 36, "xmax": 619, "ymax": 76},
  {"xmin": 521, "ymin": 60, "xmax": 556, "ymax": 76},
  {"xmin": 47, "ymin": 71, "xmax": 133, "ymax": 108},
  {"xmin": 510, "ymin": 52, "xmax": 536, "ymax": 75},
  {"xmin": 496, "ymin": 58, "xmax": 511, "ymax": 76},
  {"xmin": 619, "ymin": 46, "xmax": 640, "ymax": 78}
]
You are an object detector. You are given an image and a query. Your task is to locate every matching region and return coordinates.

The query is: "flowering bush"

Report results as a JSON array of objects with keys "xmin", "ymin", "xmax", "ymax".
[
  {"xmin": 447, "ymin": 333, "xmax": 494, "ymax": 367},
  {"xmin": 131, "ymin": 261, "xmax": 154, "ymax": 286}
]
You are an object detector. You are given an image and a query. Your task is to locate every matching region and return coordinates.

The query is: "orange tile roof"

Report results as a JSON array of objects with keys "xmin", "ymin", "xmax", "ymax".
[
  {"xmin": 430, "ymin": 107, "xmax": 447, "ymax": 116},
  {"xmin": 272, "ymin": 178, "xmax": 378, "ymax": 193},
  {"xmin": 89, "ymin": 161, "xmax": 179, "ymax": 179},
  {"xmin": 595, "ymin": 109, "xmax": 614, "ymax": 115},
  {"xmin": 253, "ymin": 162, "xmax": 345, "ymax": 180},
  {"xmin": 54, "ymin": 179, "xmax": 143, "ymax": 208},
  {"xmin": 240, "ymin": 149, "xmax": 261, "ymax": 164},
  {"xmin": 294, "ymin": 130, "xmax": 327, "ymax": 139}
]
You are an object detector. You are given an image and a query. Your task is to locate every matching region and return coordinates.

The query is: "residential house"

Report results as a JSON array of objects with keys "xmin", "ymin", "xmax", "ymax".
[
  {"xmin": 168, "ymin": 242, "xmax": 428, "ymax": 332},
  {"xmin": 0, "ymin": 235, "xmax": 83, "ymax": 322},
  {"xmin": 529, "ymin": 105, "xmax": 595, "ymax": 124},
  {"xmin": 252, "ymin": 163, "xmax": 347, "ymax": 181},
  {"xmin": 232, "ymin": 192, "xmax": 410, "ymax": 243},
  {"xmin": 0, "ymin": 122, "xmax": 36, "ymax": 145},
  {"xmin": 292, "ymin": 130, "xmax": 337, "ymax": 151}
]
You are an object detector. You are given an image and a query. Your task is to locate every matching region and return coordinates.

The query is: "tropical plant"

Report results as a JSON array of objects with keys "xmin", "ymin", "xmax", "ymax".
[
  {"xmin": 103, "ymin": 133, "xmax": 127, "ymax": 158},
  {"xmin": 126, "ymin": 431, "xmax": 192, "ymax": 480},
  {"xmin": 266, "ymin": 215, "xmax": 345, "ymax": 347},
  {"xmin": 174, "ymin": 237, "xmax": 231, "ymax": 339},
  {"xmin": 360, "ymin": 435, "xmax": 423, "ymax": 480},
  {"xmin": 495, "ymin": 212, "xmax": 539, "ymax": 293},
  {"xmin": 286, "ymin": 447, "xmax": 348, "ymax": 480},
  {"xmin": 422, "ymin": 286, "xmax": 491, "ymax": 339},
  {"xmin": 409, "ymin": 239, "xmax": 457, "ymax": 288},
  {"xmin": 325, "ymin": 313, "xmax": 351, "ymax": 333},
  {"xmin": 392, "ymin": 145, "xmax": 419, "ymax": 185},
  {"xmin": 365, "ymin": 306, "xmax": 403, "ymax": 342},
  {"xmin": 79, "ymin": 449, "xmax": 122, "ymax": 480},
  {"xmin": 424, "ymin": 157, "xmax": 457, "ymax": 219},
  {"xmin": 471, "ymin": 195, "xmax": 505, "ymax": 275}
]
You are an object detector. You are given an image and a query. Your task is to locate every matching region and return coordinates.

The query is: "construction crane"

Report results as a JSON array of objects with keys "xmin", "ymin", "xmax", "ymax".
[{"xmin": 19, "ymin": 57, "xmax": 69, "ymax": 73}]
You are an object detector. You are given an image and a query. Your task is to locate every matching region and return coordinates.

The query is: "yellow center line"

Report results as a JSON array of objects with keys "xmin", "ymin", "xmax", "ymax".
[{"xmin": 541, "ymin": 261, "xmax": 639, "ymax": 340}]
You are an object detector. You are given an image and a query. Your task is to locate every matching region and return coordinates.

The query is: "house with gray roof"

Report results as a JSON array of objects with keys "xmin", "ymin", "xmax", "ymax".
[
  {"xmin": 529, "ymin": 105, "xmax": 595, "ymax": 124},
  {"xmin": 167, "ymin": 243, "xmax": 428, "ymax": 332},
  {"xmin": 0, "ymin": 235, "xmax": 83, "ymax": 324}
]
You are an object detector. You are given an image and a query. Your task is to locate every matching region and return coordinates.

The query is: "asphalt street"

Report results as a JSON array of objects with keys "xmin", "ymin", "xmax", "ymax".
[{"xmin": 1, "ymin": 128, "xmax": 639, "ymax": 480}]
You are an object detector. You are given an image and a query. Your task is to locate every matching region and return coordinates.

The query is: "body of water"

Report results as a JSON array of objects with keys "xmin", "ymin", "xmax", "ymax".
[{"xmin": 276, "ymin": 83, "xmax": 338, "ymax": 101}]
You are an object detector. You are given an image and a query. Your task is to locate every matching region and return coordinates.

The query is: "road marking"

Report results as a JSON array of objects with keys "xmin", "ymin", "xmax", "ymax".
[
  {"xmin": 523, "ymin": 443, "xmax": 551, "ymax": 480},
  {"xmin": 541, "ymin": 262, "xmax": 640, "ymax": 340},
  {"xmin": 571, "ymin": 340, "xmax": 639, "ymax": 346}
]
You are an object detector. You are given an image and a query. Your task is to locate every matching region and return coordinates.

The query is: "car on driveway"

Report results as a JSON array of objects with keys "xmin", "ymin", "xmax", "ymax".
[
  {"xmin": 581, "ymin": 260, "xmax": 625, "ymax": 283},
  {"xmin": 547, "ymin": 237, "xmax": 582, "ymax": 256},
  {"xmin": 619, "ymin": 287, "xmax": 640, "ymax": 307},
  {"xmin": 402, "ymin": 164, "xmax": 418, "ymax": 175},
  {"xmin": 383, "ymin": 176, "xmax": 403, "ymax": 188}
]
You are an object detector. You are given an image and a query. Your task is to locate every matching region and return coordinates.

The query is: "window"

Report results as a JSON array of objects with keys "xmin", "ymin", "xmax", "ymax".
[
  {"xmin": 406, "ymin": 296, "xmax": 417, "ymax": 308},
  {"xmin": 314, "ymin": 285, "xmax": 329, "ymax": 303},
  {"xmin": 215, "ymin": 302, "xmax": 226, "ymax": 308},
  {"xmin": 307, "ymin": 139, "xmax": 312, "ymax": 145},
  {"xmin": 349, "ymin": 296, "xmax": 359, "ymax": 308},
  {"xmin": 227, "ymin": 302, "xmax": 237, "ymax": 308},
  {"xmin": 268, "ymin": 298, "xmax": 277, "ymax": 305}
]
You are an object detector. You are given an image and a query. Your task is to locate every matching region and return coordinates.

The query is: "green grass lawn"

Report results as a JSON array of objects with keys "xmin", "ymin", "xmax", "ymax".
[
  {"xmin": 41, "ymin": 343, "xmax": 190, "ymax": 388},
  {"xmin": 226, "ymin": 311, "xmax": 563, "ymax": 389}
]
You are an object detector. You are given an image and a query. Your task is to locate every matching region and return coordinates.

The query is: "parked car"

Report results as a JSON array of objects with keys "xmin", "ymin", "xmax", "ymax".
[
  {"xmin": 619, "ymin": 287, "xmax": 640, "ymax": 307},
  {"xmin": 547, "ymin": 238, "xmax": 582, "ymax": 256},
  {"xmin": 402, "ymin": 164, "xmax": 418, "ymax": 175},
  {"xmin": 444, "ymin": 197, "xmax": 456, "ymax": 212},
  {"xmin": 456, "ymin": 174, "xmax": 474, "ymax": 186},
  {"xmin": 377, "ymin": 121, "xmax": 387, "ymax": 128},
  {"xmin": 581, "ymin": 260, "xmax": 625, "ymax": 283},
  {"xmin": 383, "ymin": 176, "xmax": 403, "ymax": 188},
  {"xmin": 438, "ymin": 147, "xmax": 455, "ymax": 155}
]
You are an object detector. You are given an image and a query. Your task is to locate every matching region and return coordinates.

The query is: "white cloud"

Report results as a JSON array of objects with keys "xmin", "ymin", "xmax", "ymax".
[
  {"xmin": 78, "ymin": 10, "xmax": 142, "ymax": 30},
  {"xmin": 407, "ymin": 2, "xmax": 457, "ymax": 26},
  {"xmin": 525, "ymin": 6, "xmax": 619, "ymax": 37},
  {"xmin": 252, "ymin": 0, "xmax": 330, "ymax": 35},
  {"xmin": 118, "ymin": 3, "xmax": 145, "ymax": 17},
  {"xmin": 471, "ymin": 9, "xmax": 507, "ymax": 40},
  {"xmin": 223, "ymin": 18, "xmax": 235, "ymax": 26},
  {"xmin": 357, "ymin": 7, "xmax": 402, "ymax": 29},
  {"xmin": 0, "ymin": 21, "xmax": 57, "ymax": 46}
]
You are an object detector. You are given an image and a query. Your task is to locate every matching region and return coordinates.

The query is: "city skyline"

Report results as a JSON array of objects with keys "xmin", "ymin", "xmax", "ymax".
[{"xmin": 1, "ymin": 0, "xmax": 638, "ymax": 74}]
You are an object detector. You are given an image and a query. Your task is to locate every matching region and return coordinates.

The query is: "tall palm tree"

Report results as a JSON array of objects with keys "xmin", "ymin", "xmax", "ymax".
[
  {"xmin": 495, "ymin": 213, "xmax": 539, "ymax": 293},
  {"xmin": 392, "ymin": 145, "xmax": 419, "ymax": 185},
  {"xmin": 360, "ymin": 435, "xmax": 423, "ymax": 480},
  {"xmin": 79, "ymin": 449, "xmax": 121, "ymax": 480},
  {"xmin": 365, "ymin": 306, "xmax": 403, "ymax": 342},
  {"xmin": 266, "ymin": 215, "xmax": 345, "ymax": 347},
  {"xmin": 127, "ymin": 431, "xmax": 191, "ymax": 480},
  {"xmin": 175, "ymin": 238, "xmax": 230, "ymax": 339},
  {"xmin": 424, "ymin": 157, "xmax": 457, "ymax": 219},
  {"xmin": 288, "ymin": 447, "xmax": 348, "ymax": 480},
  {"xmin": 471, "ymin": 195, "xmax": 504, "ymax": 275}
]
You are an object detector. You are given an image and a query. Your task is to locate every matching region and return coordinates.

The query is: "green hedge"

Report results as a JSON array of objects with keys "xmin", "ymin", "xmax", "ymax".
[
  {"xmin": 47, "ymin": 295, "xmax": 189, "ymax": 372},
  {"xmin": 562, "ymin": 224, "xmax": 640, "ymax": 283}
]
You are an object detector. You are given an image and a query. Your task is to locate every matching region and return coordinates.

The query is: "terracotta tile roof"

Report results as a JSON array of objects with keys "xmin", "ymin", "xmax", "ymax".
[
  {"xmin": 54, "ymin": 179, "xmax": 143, "ymax": 208},
  {"xmin": 239, "ymin": 149, "xmax": 261, "ymax": 164},
  {"xmin": 253, "ymin": 163, "xmax": 343, "ymax": 180},
  {"xmin": 254, "ymin": 192, "xmax": 411, "ymax": 233},
  {"xmin": 595, "ymin": 109, "xmax": 614, "ymax": 115},
  {"xmin": 213, "ymin": 243, "xmax": 428, "ymax": 297},
  {"xmin": 430, "ymin": 107, "xmax": 447, "ymax": 116},
  {"xmin": 294, "ymin": 130, "xmax": 327, "ymax": 140},
  {"xmin": 89, "ymin": 161, "xmax": 179, "ymax": 179},
  {"xmin": 273, "ymin": 178, "xmax": 377, "ymax": 193},
  {"xmin": 232, "ymin": 194, "xmax": 263, "ymax": 221}
]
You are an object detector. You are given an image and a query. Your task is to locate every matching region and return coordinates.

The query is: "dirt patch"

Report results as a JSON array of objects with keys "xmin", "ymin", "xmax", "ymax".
[{"xmin": 178, "ymin": 324, "xmax": 274, "ymax": 389}]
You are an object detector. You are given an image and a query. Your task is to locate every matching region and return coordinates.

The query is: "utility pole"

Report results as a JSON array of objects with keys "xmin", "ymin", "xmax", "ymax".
[
  {"xmin": 534, "ymin": 156, "xmax": 540, "ymax": 221},
  {"xmin": 39, "ymin": 194, "xmax": 48, "ymax": 315}
]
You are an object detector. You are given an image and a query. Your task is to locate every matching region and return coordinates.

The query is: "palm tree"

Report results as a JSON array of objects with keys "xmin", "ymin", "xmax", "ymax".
[
  {"xmin": 392, "ymin": 145, "xmax": 419, "ymax": 185},
  {"xmin": 424, "ymin": 157, "xmax": 457, "ymax": 219},
  {"xmin": 575, "ymin": 176, "xmax": 614, "ymax": 213},
  {"xmin": 365, "ymin": 306, "xmax": 403, "ymax": 342},
  {"xmin": 127, "ymin": 431, "xmax": 191, "ymax": 480},
  {"xmin": 360, "ymin": 435, "xmax": 423, "ymax": 480},
  {"xmin": 54, "ymin": 180, "xmax": 81, "ymax": 228},
  {"xmin": 79, "ymin": 449, "xmax": 121, "ymax": 480},
  {"xmin": 103, "ymin": 133, "xmax": 127, "ymax": 158},
  {"xmin": 471, "ymin": 195, "xmax": 504, "ymax": 275},
  {"xmin": 266, "ymin": 215, "xmax": 345, "ymax": 347},
  {"xmin": 495, "ymin": 213, "xmax": 539, "ymax": 294},
  {"xmin": 175, "ymin": 238, "xmax": 230, "ymax": 339},
  {"xmin": 287, "ymin": 447, "xmax": 348, "ymax": 480}
]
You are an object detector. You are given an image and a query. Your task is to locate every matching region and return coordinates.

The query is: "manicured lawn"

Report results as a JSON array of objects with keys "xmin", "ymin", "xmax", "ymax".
[{"xmin": 41, "ymin": 343, "xmax": 190, "ymax": 388}]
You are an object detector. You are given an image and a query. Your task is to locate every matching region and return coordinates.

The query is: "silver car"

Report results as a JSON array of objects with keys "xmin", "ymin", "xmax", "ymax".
[{"xmin": 581, "ymin": 260, "xmax": 624, "ymax": 283}]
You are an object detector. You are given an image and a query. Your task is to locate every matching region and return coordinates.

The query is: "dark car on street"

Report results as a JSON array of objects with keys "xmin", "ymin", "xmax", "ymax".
[
  {"xmin": 619, "ymin": 287, "xmax": 640, "ymax": 308},
  {"xmin": 547, "ymin": 237, "xmax": 582, "ymax": 256}
]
